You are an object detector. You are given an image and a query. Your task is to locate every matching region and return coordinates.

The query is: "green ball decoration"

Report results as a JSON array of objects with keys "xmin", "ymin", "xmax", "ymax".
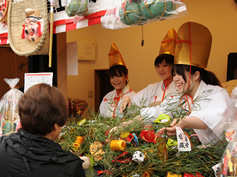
[
  {"xmin": 119, "ymin": 2, "xmax": 143, "ymax": 25},
  {"xmin": 163, "ymin": 1, "xmax": 174, "ymax": 17},
  {"xmin": 140, "ymin": 0, "xmax": 174, "ymax": 20},
  {"xmin": 66, "ymin": 0, "xmax": 88, "ymax": 17}
]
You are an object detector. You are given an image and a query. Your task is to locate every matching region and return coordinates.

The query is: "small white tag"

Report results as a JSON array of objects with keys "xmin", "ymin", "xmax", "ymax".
[
  {"xmin": 212, "ymin": 163, "xmax": 221, "ymax": 177},
  {"xmin": 176, "ymin": 127, "xmax": 191, "ymax": 152}
]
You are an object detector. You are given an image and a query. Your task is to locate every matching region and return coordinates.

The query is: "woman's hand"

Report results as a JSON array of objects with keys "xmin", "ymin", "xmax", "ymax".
[
  {"xmin": 160, "ymin": 126, "xmax": 177, "ymax": 136},
  {"xmin": 120, "ymin": 96, "xmax": 131, "ymax": 113},
  {"xmin": 159, "ymin": 118, "xmax": 179, "ymax": 136}
]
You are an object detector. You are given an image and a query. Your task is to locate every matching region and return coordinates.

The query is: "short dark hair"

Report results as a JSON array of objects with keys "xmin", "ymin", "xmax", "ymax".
[
  {"xmin": 18, "ymin": 84, "xmax": 68, "ymax": 136},
  {"xmin": 173, "ymin": 64, "xmax": 222, "ymax": 87},
  {"xmin": 154, "ymin": 54, "xmax": 174, "ymax": 67},
  {"xmin": 109, "ymin": 65, "xmax": 128, "ymax": 77}
]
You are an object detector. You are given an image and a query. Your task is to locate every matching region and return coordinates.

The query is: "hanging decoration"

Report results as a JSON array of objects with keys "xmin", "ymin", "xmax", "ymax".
[
  {"xmin": 8, "ymin": 0, "xmax": 49, "ymax": 56},
  {"xmin": 65, "ymin": 0, "xmax": 89, "ymax": 17},
  {"xmin": 119, "ymin": 1, "xmax": 143, "ymax": 25},
  {"xmin": 140, "ymin": 0, "xmax": 174, "ymax": 20},
  {"xmin": 21, "ymin": 8, "xmax": 44, "ymax": 43},
  {"xmin": 102, "ymin": 0, "xmax": 187, "ymax": 29}
]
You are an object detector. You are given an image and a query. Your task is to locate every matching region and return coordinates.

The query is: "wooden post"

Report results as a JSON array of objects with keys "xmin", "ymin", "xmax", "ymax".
[{"xmin": 56, "ymin": 32, "xmax": 67, "ymax": 98}]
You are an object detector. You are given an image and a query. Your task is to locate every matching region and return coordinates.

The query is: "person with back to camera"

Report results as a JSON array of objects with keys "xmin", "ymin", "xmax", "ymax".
[
  {"xmin": 99, "ymin": 42, "xmax": 136, "ymax": 118},
  {"xmin": 0, "ymin": 83, "xmax": 86, "ymax": 177},
  {"xmin": 120, "ymin": 29, "xmax": 177, "ymax": 112}
]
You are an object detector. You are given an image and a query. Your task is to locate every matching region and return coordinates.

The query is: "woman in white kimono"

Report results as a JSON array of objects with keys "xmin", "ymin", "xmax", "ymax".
[
  {"xmin": 120, "ymin": 29, "xmax": 177, "ymax": 112},
  {"xmin": 156, "ymin": 22, "xmax": 235, "ymax": 145},
  {"xmin": 99, "ymin": 43, "xmax": 135, "ymax": 118},
  {"xmin": 113, "ymin": 22, "xmax": 235, "ymax": 145}
]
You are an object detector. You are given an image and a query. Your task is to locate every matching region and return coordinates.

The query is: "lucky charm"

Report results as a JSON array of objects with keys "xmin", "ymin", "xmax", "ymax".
[
  {"xmin": 132, "ymin": 151, "xmax": 145, "ymax": 163},
  {"xmin": 21, "ymin": 8, "xmax": 43, "ymax": 43}
]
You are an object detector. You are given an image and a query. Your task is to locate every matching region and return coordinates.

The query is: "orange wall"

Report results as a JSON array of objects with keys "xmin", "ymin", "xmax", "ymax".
[{"xmin": 67, "ymin": 0, "xmax": 237, "ymax": 110}]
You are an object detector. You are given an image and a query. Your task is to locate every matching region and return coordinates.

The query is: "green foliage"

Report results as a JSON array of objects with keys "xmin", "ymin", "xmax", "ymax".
[{"xmin": 58, "ymin": 104, "xmax": 227, "ymax": 177}]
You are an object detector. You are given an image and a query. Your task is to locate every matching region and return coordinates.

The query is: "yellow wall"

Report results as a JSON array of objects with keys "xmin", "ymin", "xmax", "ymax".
[{"xmin": 67, "ymin": 0, "xmax": 237, "ymax": 110}]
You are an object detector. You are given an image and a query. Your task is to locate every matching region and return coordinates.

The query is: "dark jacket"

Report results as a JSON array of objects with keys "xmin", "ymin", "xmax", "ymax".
[{"xmin": 0, "ymin": 129, "xmax": 85, "ymax": 177}]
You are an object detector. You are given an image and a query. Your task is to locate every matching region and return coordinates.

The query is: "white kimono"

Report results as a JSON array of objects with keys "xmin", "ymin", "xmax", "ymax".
[
  {"xmin": 141, "ymin": 81, "xmax": 235, "ymax": 145},
  {"xmin": 99, "ymin": 85, "xmax": 135, "ymax": 118},
  {"xmin": 131, "ymin": 81, "xmax": 176, "ymax": 107}
]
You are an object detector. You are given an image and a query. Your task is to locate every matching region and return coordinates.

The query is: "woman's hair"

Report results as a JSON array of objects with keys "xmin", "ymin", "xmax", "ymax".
[
  {"xmin": 154, "ymin": 54, "xmax": 174, "ymax": 67},
  {"xmin": 18, "ymin": 83, "xmax": 68, "ymax": 136},
  {"xmin": 173, "ymin": 64, "xmax": 222, "ymax": 87},
  {"xmin": 109, "ymin": 65, "xmax": 128, "ymax": 77},
  {"xmin": 109, "ymin": 65, "xmax": 128, "ymax": 85}
]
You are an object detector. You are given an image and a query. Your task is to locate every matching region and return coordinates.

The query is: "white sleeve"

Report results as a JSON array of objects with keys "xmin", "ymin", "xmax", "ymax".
[
  {"xmin": 131, "ymin": 83, "xmax": 159, "ymax": 107},
  {"xmin": 99, "ymin": 97, "xmax": 107, "ymax": 116},
  {"xmin": 190, "ymin": 88, "xmax": 234, "ymax": 138},
  {"xmin": 140, "ymin": 106, "xmax": 160, "ymax": 122}
]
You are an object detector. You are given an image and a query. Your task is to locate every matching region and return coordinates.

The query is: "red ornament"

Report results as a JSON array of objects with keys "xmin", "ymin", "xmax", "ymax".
[
  {"xmin": 140, "ymin": 130, "xmax": 156, "ymax": 143},
  {"xmin": 183, "ymin": 172, "xmax": 203, "ymax": 177}
]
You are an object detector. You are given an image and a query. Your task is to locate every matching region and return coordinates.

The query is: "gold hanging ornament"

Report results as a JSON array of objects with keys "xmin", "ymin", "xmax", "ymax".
[
  {"xmin": 110, "ymin": 139, "xmax": 126, "ymax": 151},
  {"xmin": 73, "ymin": 136, "xmax": 84, "ymax": 149}
]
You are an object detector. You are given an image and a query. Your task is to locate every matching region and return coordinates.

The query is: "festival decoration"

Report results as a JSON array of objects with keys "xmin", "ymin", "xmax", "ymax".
[
  {"xmin": 58, "ymin": 100, "xmax": 227, "ymax": 176},
  {"xmin": 110, "ymin": 139, "xmax": 126, "ymax": 151},
  {"xmin": 140, "ymin": 0, "xmax": 174, "ymax": 20},
  {"xmin": 0, "ymin": 78, "xmax": 23, "ymax": 136},
  {"xmin": 8, "ymin": 0, "xmax": 49, "ymax": 56},
  {"xmin": 132, "ymin": 151, "xmax": 145, "ymax": 162},
  {"xmin": 154, "ymin": 113, "xmax": 171, "ymax": 125},
  {"xmin": 66, "ymin": 0, "xmax": 89, "ymax": 17},
  {"xmin": 90, "ymin": 141, "xmax": 105, "ymax": 161},
  {"xmin": 21, "ymin": 8, "xmax": 44, "ymax": 43},
  {"xmin": 140, "ymin": 130, "xmax": 156, "ymax": 143},
  {"xmin": 119, "ymin": 1, "xmax": 143, "ymax": 25},
  {"xmin": 142, "ymin": 171, "xmax": 150, "ymax": 177},
  {"xmin": 73, "ymin": 136, "xmax": 84, "ymax": 149},
  {"xmin": 219, "ymin": 128, "xmax": 237, "ymax": 176},
  {"xmin": 167, "ymin": 172, "xmax": 182, "ymax": 177},
  {"xmin": 183, "ymin": 172, "xmax": 203, "ymax": 177},
  {"xmin": 166, "ymin": 138, "xmax": 178, "ymax": 151},
  {"xmin": 68, "ymin": 98, "xmax": 88, "ymax": 118},
  {"xmin": 102, "ymin": 0, "xmax": 187, "ymax": 29}
]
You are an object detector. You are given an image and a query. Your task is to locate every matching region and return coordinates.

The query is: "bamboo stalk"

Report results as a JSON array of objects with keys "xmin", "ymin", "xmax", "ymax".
[{"xmin": 49, "ymin": 0, "xmax": 54, "ymax": 67}]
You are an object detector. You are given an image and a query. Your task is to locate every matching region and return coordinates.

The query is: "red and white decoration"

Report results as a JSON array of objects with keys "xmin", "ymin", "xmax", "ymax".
[{"xmin": 0, "ymin": 0, "xmax": 110, "ymax": 45}]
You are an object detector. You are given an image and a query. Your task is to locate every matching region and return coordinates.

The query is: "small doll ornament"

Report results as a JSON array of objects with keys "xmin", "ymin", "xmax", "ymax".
[
  {"xmin": 21, "ymin": 8, "xmax": 43, "ymax": 43},
  {"xmin": 132, "ymin": 151, "xmax": 145, "ymax": 163}
]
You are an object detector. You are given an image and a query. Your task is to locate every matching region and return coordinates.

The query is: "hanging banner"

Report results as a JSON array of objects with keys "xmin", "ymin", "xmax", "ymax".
[{"xmin": 0, "ymin": 0, "xmax": 110, "ymax": 45}]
